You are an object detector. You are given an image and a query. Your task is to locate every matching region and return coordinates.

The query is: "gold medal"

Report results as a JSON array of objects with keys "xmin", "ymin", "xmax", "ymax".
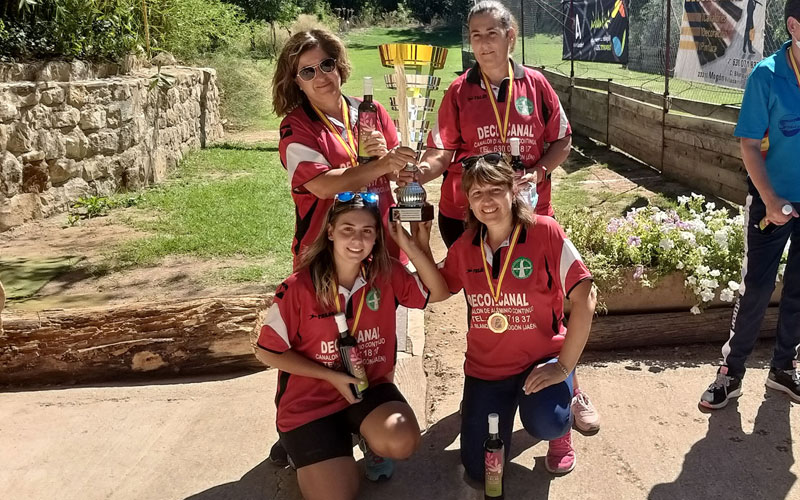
[{"xmin": 487, "ymin": 312, "xmax": 509, "ymax": 333}]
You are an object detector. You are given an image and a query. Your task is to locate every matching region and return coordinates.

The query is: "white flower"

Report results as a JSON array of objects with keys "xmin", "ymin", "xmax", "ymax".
[
  {"xmin": 659, "ymin": 238, "xmax": 675, "ymax": 250},
  {"xmin": 696, "ymin": 265, "xmax": 710, "ymax": 275},
  {"xmin": 677, "ymin": 261, "xmax": 685, "ymax": 269},
  {"xmin": 700, "ymin": 278, "xmax": 718, "ymax": 289},
  {"xmin": 705, "ymin": 202, "xmax": 716, "ymax": 211},
  {"xmin": 691, "ymin": 193, "xmax": 704, "ymax": 199},
  {"xmin": 690, "ymin": 305, "xmax": 702, "ymax": 315},
  {"xmin": 728, "ymin": 281, "xmax": 740, "ymax": 291},
  {"xmin": 680, "ymin": 231, "xmax": 696, "ymax": 243},
  {"xmin": 720, "ymin": 289, "xmax": 735, "ymax": 302},
  {"xmin": 677, "ymin": 195, "xmax": 690, "ymax": 206},
  {"xmin": 686, "ymin": 276, "xmax": 697, "ymax": 286},
  {"xmin": 698, "ymin": 246, "xmax": 708, "ymax": 256},
  {"xmin": 700, "ymin": 289, "xmax": 715, "ymax": 302},
  {"xmin": 710, "ymin": 269, "xmax": 720, "ymax": 277}
]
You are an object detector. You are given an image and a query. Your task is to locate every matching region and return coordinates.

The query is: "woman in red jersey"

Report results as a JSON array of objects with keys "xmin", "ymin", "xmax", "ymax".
[
  {"xmin": 256, "ymin": 192, "xmax": 448, "ymax": 499},
  {"xmin": 438, "ymin": 155, "xmax": 596, "ymax": 478}
]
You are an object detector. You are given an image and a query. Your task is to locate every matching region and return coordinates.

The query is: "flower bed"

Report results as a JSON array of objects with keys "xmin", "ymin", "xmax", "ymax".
[{"xmin": 562, "ymin": 194, "xmax": 787, "ymax": 314}]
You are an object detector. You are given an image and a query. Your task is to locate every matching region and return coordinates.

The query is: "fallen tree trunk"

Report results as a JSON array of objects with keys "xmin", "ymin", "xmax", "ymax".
[{"xmin": 1, "ymin": 296, "xmax": 272, "ymax": 385}]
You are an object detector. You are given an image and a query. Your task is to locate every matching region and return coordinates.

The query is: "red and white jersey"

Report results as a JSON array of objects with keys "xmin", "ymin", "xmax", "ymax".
[
  {"xmin": 279, "ymin": 96, "xmax": 401, "ymax": 269},
  {"xmin": 439, "ymin": 216, "xmax": 591, "ymax": 380},
  {"xmin": 257, "ymin": 260, "xmax": 429, "ymax": 432},
  {"xmin": 427, "ymin": 61, "xmax": 571, "ymax": 220}
]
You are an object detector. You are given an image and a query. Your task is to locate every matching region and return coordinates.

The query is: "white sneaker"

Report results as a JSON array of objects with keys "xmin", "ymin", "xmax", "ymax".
[{"xmin": 571, "ymin": 389, "xmax": 600, "ymax": 432}]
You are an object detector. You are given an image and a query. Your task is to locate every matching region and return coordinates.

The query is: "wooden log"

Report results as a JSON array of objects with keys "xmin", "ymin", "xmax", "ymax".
[
  {"xmin": 573, "ymin": 122, "xmax": 608, "ymax": 143},
  {"xmin": 0, "ymin": 296, "xmax": 272, "ymax": 385},
  {"xmin": 609, "ymin": 107, "xmax": 664, "ymax": 145},
  {"xmin": 609, "ymin": 124, "xmax": 663, "ymax": 168},
  {"xmin": 669, "ymin": 96, "xmax": 740, "ymax": 123},
  {"xmin": 574, "ymin": 77, "xmax": 610, "ymax": 92},
  {"xmin": 664, "ymin": 126, "xmax": 742, "ymax": 160},
  {"xmin": 664, "ymin": 113, "xmax": 737, "ymax": 140},
  {"xmin": 610, "ymin": 93, "xmax": 663, "ymax": 122},
  {"xmin": 573, "ymin": 87, "xmax": 608, "ymax": 107},
  {"xmin": 609, "ymin": 82, "xmax": 665, "ymax": 107},
  {"xmin": 663, "ymin": 138, "xmax": 746, "ymax": 188},
  {"xmin": 586, "ymin": 306, "xmax": 777, "ymax": 351}
]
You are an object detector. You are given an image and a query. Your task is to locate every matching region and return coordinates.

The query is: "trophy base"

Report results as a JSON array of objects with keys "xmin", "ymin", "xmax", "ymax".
[{"xmin": 389, "ymin": 203, "xmax": 435, "ymax": 222}]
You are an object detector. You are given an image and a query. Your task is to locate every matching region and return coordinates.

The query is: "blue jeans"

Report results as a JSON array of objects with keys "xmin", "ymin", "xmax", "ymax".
[
  {"xmin": 460, "ymin": 358, "xmax": 574, "ymax": 482},
  {"xmin": 723, "ymin": 181, "xmax": 800, "ymax": 378}
]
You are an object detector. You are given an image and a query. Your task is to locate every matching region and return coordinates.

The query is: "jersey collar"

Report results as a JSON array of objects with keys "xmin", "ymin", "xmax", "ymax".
[
  {"xmin": 775, "ymin": 40, "xmax": 795, "ymax": 82},
  {"xmin": 471, "ymin": 223, "xmax": 529, "ymax": 246}
]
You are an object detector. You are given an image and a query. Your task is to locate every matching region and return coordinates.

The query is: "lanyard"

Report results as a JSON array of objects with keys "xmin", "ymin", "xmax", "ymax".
[
  {"xmin": 480, "ymin": 62, "xmax": 514, "ymax": 144},
  {"xmin": 790, "ymin": 45, "xmax": 800, "ymax": 89},
  {"xmin": 479, "ymin": 224, "xmax": 522, "ymax": 303},
  {"xmin": 312, "ymin": 97, "xmax": 358, "ymax": 167},
  {"xmin": 334, "ymin": 265, "xmax": 367, "ymax": 336}
]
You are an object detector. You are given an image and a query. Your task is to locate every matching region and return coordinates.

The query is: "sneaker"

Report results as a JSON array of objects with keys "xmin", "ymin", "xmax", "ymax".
[
  {"xmin": 699, "ymin": 366, "xmax": 742, "ymax": 409},
  {"xmin": 268, "ymin": 439, "xmax": 289, "ymax": 467},
  {"xmin": 571, "ymin": 389, "xmax": 600, "ymax": 432},
  {"xmin": 360, "ymin": 438, "xmax": 395, "ymax": 482},
  {"xmin": 545, "ymin": 430, "xmax": 576, "ymax": 474},
  {"xmin": 765, "ymin": 366, "xmax": 800, "ymax": 403}
]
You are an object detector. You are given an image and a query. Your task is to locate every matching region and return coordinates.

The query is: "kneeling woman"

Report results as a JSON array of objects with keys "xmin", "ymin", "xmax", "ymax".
[
  {"xmin": 255, "ymin": 192, "xmax": 448, "ymax": 500},
  {"xmin": 438, "ymin": 156, "xmax": 596, "ymax": 480}
]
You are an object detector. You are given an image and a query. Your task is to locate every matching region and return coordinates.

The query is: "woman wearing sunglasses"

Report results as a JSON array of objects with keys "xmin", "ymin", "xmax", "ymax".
[
  {"xmin": 273, "ymin": 29, "xmax": 417, "ymax": 268},
  {"xmin": 255, "ymin": 192, "xmax": 448, "ymax": 500},
  {"xmin": 438, "ymin": 156, "xmax": 596, "ymax": 481}
]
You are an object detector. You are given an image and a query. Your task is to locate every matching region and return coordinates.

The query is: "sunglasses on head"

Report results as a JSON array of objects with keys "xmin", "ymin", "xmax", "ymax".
[
  {"xmin": 297, "ymin": 58, "xmax": 337, "ymax": 82},
  {"xmin": 334, "ymin": 191, "xmax": 379, "ymax": 206},
  {"xmin": 461, "ymin": 152, "xmax": 503, "ymax": 171}
]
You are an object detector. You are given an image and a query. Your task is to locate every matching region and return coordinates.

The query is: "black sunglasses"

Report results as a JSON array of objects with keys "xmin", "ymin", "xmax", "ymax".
[
  {"xmin": 297, "ymin": 58, "xmax": 337, "ymax": 82},
  {"xmin": 461, "ymin": 152, "xmax": 503, "ymax": 171}
]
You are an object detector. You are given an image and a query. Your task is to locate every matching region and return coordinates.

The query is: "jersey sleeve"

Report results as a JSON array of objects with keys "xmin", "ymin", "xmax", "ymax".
[
  {"xmin": 734, "ymin": 63, "xmax": 771, "ymax": 140},
  {"xmin": 544, "ymin": 217, "xmax": 592, "ymax": 298},
  {"xmin": 256, "ymin": 277, "xmax": 302, "ymax": 354},
  {"xmin": 279, "ymin": 114, "xmax": 332, "ymax": 192},
  {"xmin": 438, "ymin": 236, "xmax": 467, "ymax": 294},
  {"xmin": 390, "ymin": 259, "xmax": 430, "ymax": 309},
  {"xmin": 376, "ymin": 101, "xmax": 400, "ymax": 150},
  {"xmin": 538, "ymin": 74, "xmax": 572, "ymax": 143},
  {"xmin": 427, "ymin": 80, "xmax": 463, "ymax": 150}
]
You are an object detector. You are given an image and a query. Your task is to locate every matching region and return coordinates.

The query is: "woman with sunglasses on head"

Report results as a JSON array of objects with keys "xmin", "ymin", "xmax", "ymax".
[
  {"xmin": 399, "ymin": 0, "xmax": 600, "ymax": 435},
  {"xmin": 438, "ymin": 156, "xmax": 596, "ymax": 481},
  {"xmin": 273, "ymin": 29, "xmax": 417, "ymax": 268},
  {"xmin": 255, "ymin": 192, "xmax": 448, "ymax": 500}
]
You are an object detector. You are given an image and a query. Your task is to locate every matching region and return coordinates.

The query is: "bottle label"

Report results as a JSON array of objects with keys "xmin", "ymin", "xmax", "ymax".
[
  {"xmin": 358, "ymin": 112, "xmax": 378, "ymax": 158},
  {"xmin": 349, "ymin": 346, "xmax": 369, "ymax": 391},
  {"xmin": 485, "ymin": 448, "xmax": 504, "ymax": 497}
]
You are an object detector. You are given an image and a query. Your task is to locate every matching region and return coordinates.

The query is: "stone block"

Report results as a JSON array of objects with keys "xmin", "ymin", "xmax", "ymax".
[
  {"xmin": 20, "ymin": 150, "xmax": 45, "ymax": 163},
  {"xmin": 36, "ymin": 61, "xmax": 71, "ymax": 81},
  {"xmin": 88, "ymin": 130, "xmax": 119, "ymax": 156},
  {"xmin": 51, "ymin": 107, "xmax": 80, "ymax": 128},
  {"xmin": 40, "ymin": 86, "xmax": 66, "ymax": 106},
  {"xmin": 21, "ymin": 104, "xmax": 51, "ymax": 129},
  {"xmin": 81, "ymin": 156, "xmax": 111, "ymax": 181},
  {"xmin": 0, "ymin": 193, "xmax": 41, "ymax": 232},
  {"xmin": 0, "ymin": 124, "xmax": 7, "ymax": 151},
  {"xmin": 48, "ymin": 158, "xmax": 81, "ymax": 185},
  {"xmin": 0, "ymin": 101, "xmax": 18, "ymax": 122},
  {"xmin": 64, "ymin": 128, "xmax": 88, "ymax": 159},
  {"xmin": 36, "ymin": 130, "xmax": 66, "ymax": 160},
  {"xmin": 7, "ymin": 123, "xmax": 33, "ymax": 154},
  {"xmin": 0, "ymin": 152, "xmax": 22, "ymax": 197},
  {"xmin": 112, "ymin": 83, "xmax": 132, "ymax": 101},
  {"xmin": 80, "ymin": 107, "xmax": 106, "ymax": 130},
  {"xmin": 67, "ymin": 85, "xmax": 87, "ymax": 108},
  {"xmin": 22, "ymin": 162, "xmax": 49, "ymax": 194},
  {"xmin": 11, "ymin": 84, "xmax": 38, "ymax": 107}
]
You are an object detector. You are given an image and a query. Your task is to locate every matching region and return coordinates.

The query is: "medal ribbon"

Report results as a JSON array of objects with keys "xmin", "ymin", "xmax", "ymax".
[
  {"xmin": 789, "ymin": 45, "xmax": 800, "ymax": 89},
  {"xmin": 479, "ymin": 224, "xmax": 522, "ymax": 303},
  {"xmin": 312, "ymin": 97, "xmax": 358, "ymax": 167},
  {"xmin": 334, "ymin": 265, "xmax": 367, "ymax": 336},
  {"xmin": 480, "ymin": 62, "xmax": 514, "ymax": 144}
]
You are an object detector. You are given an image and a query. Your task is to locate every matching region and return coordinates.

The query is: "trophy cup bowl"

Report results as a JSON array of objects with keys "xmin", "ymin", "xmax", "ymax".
[{"xmin": 379, "ymin": 43, "xmax": 447, "ymax": 223}]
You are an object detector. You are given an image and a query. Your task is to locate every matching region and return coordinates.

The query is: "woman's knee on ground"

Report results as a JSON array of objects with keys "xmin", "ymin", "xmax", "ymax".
[{"xmin": 520, "ymin": 405, "xmax": 571, "ymax": 440}]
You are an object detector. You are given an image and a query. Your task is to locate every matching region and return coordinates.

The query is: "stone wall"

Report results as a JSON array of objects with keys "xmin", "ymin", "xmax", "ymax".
[{"xmin": 0, "ymin": 64, "xmax": 223, "ymax": 231}]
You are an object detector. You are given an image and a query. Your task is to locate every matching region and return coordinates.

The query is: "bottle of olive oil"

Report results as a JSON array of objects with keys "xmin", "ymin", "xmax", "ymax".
[
  {"xmin": 357, "ymin": 77, "xmax": 378, "ymax": 164},
  {"xmin": 484, "ymin": 413, "xmax": 504, "ymax": 499},
  {"xmin": 334, "ymin": 313, "xmax": 368, "ymax": 399}
]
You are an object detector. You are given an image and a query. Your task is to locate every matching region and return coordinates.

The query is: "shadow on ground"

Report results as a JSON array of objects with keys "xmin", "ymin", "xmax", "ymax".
[
  {"xmin": 186, "ymin": 412, "xmax": 560, "ymax": 500},
  {"xmin": 649, "ymin": 392, "xmax": 796, "ymax": 500}
]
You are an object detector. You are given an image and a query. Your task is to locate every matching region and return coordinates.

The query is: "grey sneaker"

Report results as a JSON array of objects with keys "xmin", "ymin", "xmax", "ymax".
[
  {"xmin": 700, "ymin": 366, "xmax": 742, "ymax": 409},
  {"xmin": 765, "ymin": 367, "xmax": 800, "ymax": 403}
]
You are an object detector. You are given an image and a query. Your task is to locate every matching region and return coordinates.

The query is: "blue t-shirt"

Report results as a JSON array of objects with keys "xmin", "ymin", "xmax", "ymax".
[{"xmin": 735, "ymin": 41, "xmax": 800, "ymax": 201}]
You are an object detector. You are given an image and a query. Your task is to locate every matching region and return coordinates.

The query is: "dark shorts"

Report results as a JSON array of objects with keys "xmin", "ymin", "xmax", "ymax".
[{"xmin": 278, "ymin": 383, "xmax": 407, "ymax": 469}]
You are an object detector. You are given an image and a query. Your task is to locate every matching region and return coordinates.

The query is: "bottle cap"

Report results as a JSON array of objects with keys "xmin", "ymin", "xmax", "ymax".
[
  {"xmin": 782, "ymin": 204, "xmax": 793, "ymax": 215},
  {"xmin": 488, "ymin": 413, "xmax": 499, "ymax": 434},
  {"xmin": 363, "ymin": 76, "xmax": 373, "ymax": 96},
  {"xmin": 334, "ymin": 313, "xmax": 348, "ymax": 333},
  {"xmin": 509, "ymin": 137, "xmax": 520, "ymax": 156}
]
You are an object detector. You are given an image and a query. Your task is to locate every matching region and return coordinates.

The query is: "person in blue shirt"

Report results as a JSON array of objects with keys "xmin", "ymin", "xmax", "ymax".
[{"xmin": 700, "ymin": 0, "xmax": 800, "ymax": 409}]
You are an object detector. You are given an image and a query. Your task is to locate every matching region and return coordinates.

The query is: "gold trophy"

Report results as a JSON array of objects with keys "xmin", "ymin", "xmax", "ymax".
[{"xmin": 379, "ymin": 43, "xmax": 447, "ymax": 222}]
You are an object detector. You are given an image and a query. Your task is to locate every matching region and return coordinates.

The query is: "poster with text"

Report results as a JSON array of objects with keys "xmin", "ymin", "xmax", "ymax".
[
  {"xmin": 562, "ymin": 0, "xmax": 629, "ymax": 63},
  {"xmin": 674, "ymin": 0, "xmax": 766, "ymax": 88}
]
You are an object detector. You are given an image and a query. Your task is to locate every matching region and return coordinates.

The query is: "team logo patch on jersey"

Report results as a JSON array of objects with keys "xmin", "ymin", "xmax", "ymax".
[
  {"xmin": 511, "ymin": 257, "xmax": 533, "ymax": 279},
  {"xmin": 515, "ymin": 96, "xmax": 534, "ymax": 116},
  {"xmin": 366, "ymin": 289, "xmax": 381, "ymax": 311}
]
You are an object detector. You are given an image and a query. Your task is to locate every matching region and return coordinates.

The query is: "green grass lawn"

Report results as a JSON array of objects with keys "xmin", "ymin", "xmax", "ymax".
[{"xmin": 109, "ymin": 141, "xmax": 295, "ymax": 283}]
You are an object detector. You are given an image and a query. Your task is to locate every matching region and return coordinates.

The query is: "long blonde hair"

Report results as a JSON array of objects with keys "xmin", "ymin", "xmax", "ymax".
[
  {"xmin": 462, "ymin": 156, "xmax": 535, "ymax": 232},
  {"xmin": 272, "ymin": 30, "xmax": 352, "ymax": 117},
  {"xmin": 297, "ymin": 201, "xmax": 391, "ymax": 310}
]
